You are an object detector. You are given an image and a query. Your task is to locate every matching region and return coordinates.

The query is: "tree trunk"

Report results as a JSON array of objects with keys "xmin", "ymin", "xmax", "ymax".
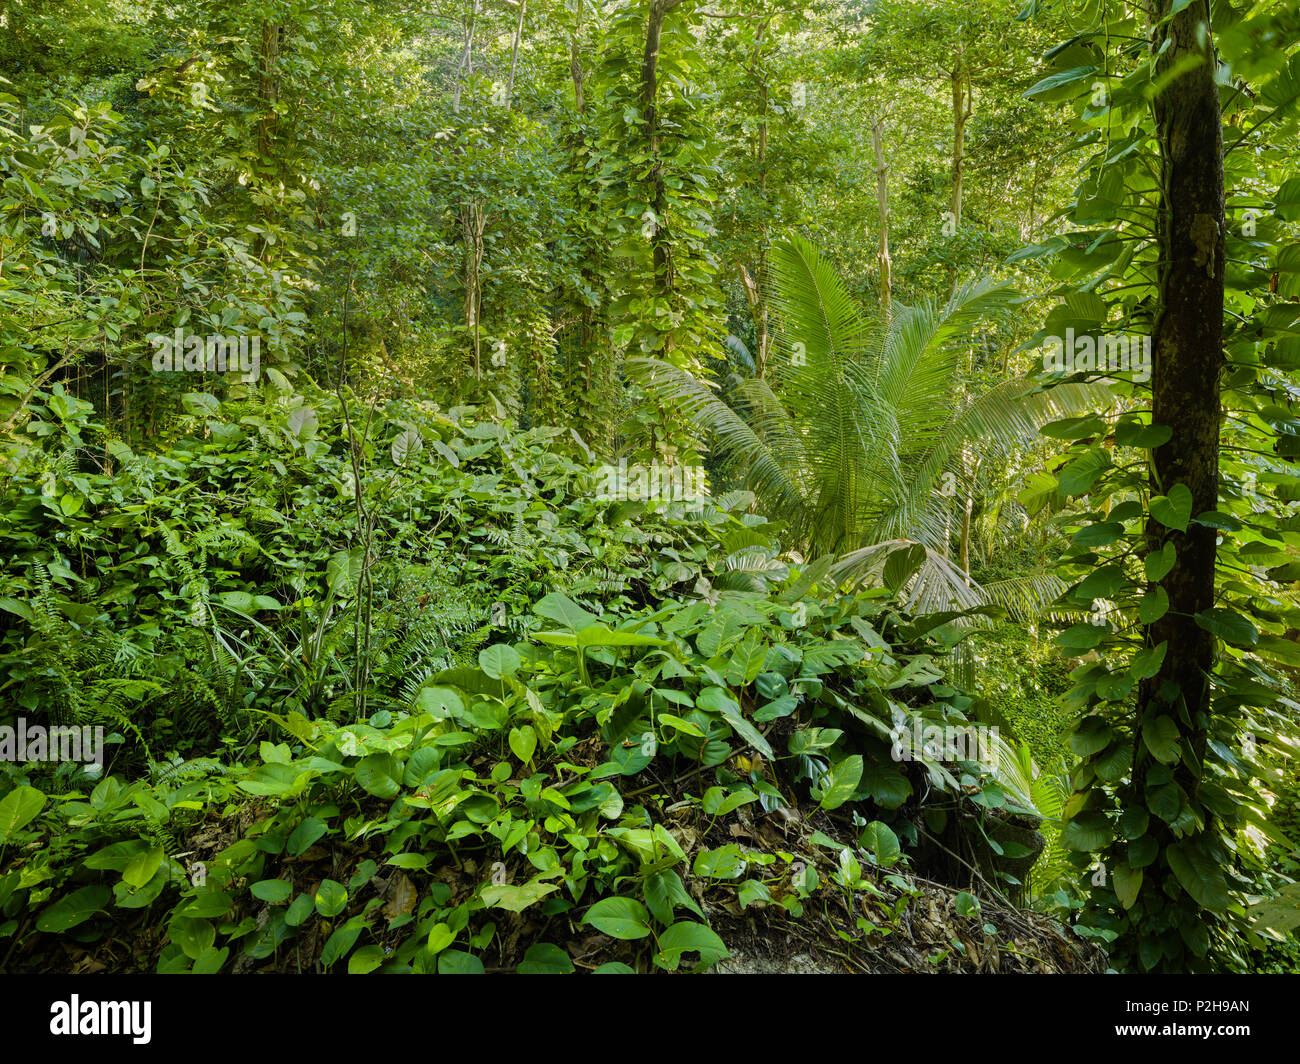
[
  {"xmin": 570, "ymin": 2, "xmax": 585, "ymax": 113},
  {"xmin": 452, "ymin": 0, "xmax": 478, "ymax": 114},
  {"xmin": 461, "ymin": 201, "xmax": 485, "ymax": 381},
  {"xmin": 256, "ymin": 22, "xmax": 281, "ymax": 168},
  {"xmin": 507, "ymin": 0, "xmax": 527, "ymax": 107},
  {"xmin": 254, "ymin": 22, "xmax": 283, "ymax": 259},
  {"xmin": 1137, "ymin": 0, "xmax": 1225, "ymax": 915},
  {"xmin": 750, "ymin": 22, "xmax": 771, "ymax": 378},
  {"xmin": 870, "ymin": 111, "xmax": 892, "ymax": 308},
  {"xmin": 948, "ymin": 49, "xmax": 970, "ymax": 231},
  {"xmin": 641, "ymin": 0, "xmax": 680, "ymax": 308},
  {"xmin": 958, "ymin": 449, "xmax": 977, "ymax": 579}
]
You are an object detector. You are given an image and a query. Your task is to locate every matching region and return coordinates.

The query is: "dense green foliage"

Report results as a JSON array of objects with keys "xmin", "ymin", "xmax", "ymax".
[
  {"xmin": 1, "ymin": 0, "xmax": 1299, "ymax": 975},
  {"xmin": 0, "ymin": 392, "xmax": 1042, "ymax": 972}
]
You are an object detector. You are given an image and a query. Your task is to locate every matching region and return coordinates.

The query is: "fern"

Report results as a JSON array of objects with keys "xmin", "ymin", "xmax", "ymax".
[{"xmin": 1025, "ymin": 754, "xmax": 1077, "ymax": 903}]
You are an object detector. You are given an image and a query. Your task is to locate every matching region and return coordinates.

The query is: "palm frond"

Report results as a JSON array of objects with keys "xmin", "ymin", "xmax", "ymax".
[
  {"xmin": 626, "ymin": 356, "xmax": 809, "ymax": 526},
  {"xmin": 979, "ymin": 572, "xmax": 1069, "ymax": 623},
  {"xmin": 830, "ymin": 540, "xmax": 987, "ymax": 615}
]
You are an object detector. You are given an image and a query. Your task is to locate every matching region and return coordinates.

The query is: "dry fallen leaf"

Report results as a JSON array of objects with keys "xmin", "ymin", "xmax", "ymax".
[{"xmin": 382, "ymin": 871, "xmax": 418, "ymax": 920}]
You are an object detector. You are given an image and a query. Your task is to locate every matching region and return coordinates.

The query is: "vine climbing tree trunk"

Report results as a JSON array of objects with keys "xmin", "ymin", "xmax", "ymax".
[
  {"xmin": 452, "ymin": 0, "xmax": 485, "ymax": 384},
  {"xmin": 1134, "ymin": 0, "xmax": 1225, "ymax": 964},
  {"xmin": 253, "ymin": 21, "xmax": 283, "ymax": 260},
  {"xmin": 461, "ymin": 201, "xmax": 485, "ymax": 382},
  {"xmin": 636, "ymin": 0, "xmax": 684, "ymax": 454},
  {"xmin": 641, "ymin": 0, "xmax": 682, "ymax": 308},
  {"xmin": 256, "ymin": 22, "xmax": 281, "ymax": 168},
  {"xmin": 1139, "ymin": 0, "xmax": 1224, "ymax": 766},
  {"xmin": 569, "ymin": 4, "xmax": 585, "ymax": 113},
  {"xmin": 746, "ymin": 18, "xmax": 772, "ymax": 380}
]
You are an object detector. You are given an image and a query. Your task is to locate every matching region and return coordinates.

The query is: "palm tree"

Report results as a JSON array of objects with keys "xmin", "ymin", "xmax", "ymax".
[{"xmin": 630, "ymin": 233, "xmax": 1112, "ymax": 615}]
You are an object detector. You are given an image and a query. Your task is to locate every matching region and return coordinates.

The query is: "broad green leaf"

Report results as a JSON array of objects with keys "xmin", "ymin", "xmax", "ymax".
[
  {"xmin": 1166, "ymin": 840, "xmax": 1230, "ymax": 911},
  {"xmin": 1130, "ymin": 642, "xmax": 1167, "ymax": 680},
  {"xmin": 1073, "ymin": 521, "xmax": 1123, "ymax": 547},
  {"xmin": 696, "ymin": 686, "xmax": 773, "ymax": 759},
  {"xmin": 654, "ymin": 921, "xmax": 729, "ymax": 971},
  {"xmin": 416, "ymin": 686, "xmax": 465, "ymax": 721},
  {"xmin": 1041, "ymin": 414, "xmax": 1107, "ymax": 440},
  {"xmin": 1056, "ymin": 624, "xmax": 1106, "ymax": 651},
  {"xmin": 285, "ymin": 894, "xmax": 315, "ymax": 927},
  {"xmin": 0, "ymin": 786, "xmax": 46, "ymax": 842},
  {"xmin": 348, "ymin": 944, "xmax": 386, "ymax": 974},
  {"xmin": 1057, "ymin": 449, "xmax": 1111, "ymax": 495},
  {"xmin": 320, "ymin": 916, "xmax": 365, "ymax": 968},
  {"xmin": 1128, "ymin": 835, "xmax": 1159, "ymax": 868},
  {"xmin": 123, "ymin": 845, "xmax": 164, "ymax": 889},
  {"xmin": 386, "ymin": 853, "xmax": 429, "ymax": 870},
  {"xmin": 315, "ymin": 879, "xmax": 348, "ymax": 918},
  {"xmin": 480, "ymin": 880, "xmax": 560, "ymax": 913},
  {"xmin": 169, "ymin": 916, "xmax": 216, "ymax": 960},
  {"xmin": 1113, "ymin": 865, "xmax": 1142, "ymax": 909},
  {"xmin": 438, "ymin": 950, "xmax": 485, "ymax": 974},
  {"xmin": 355, "ymin": 752, "xmax": 402, "ymax": 799},
  {"xmin": 1144, "ymin": 542, "xmax": 1176, "ymax": 581},
  {"xmin": 426, "ymin": 923, "xmax": 455, "ymax": 953},
  {"xmin": 1062, "ymin": 811, "xmax": 1112, "ymax": 851},
  {"xmin": 693, "ymin": 845, "xmax": 747, "ymax": 879},
  {"xmin": 1024, "ymin": 64, "xmax": 1099, "ymax": 100},
  {"xmin": 479, "ymin": 643, "xmax": 522, "ymax": 680},
  {"xmin": 658, "ymin": 713, "xmax": 704, "ymax": 738},
  {"xmin": 818, "ymin": 754, "xmax": 863, "ymax": 811},
  {"xmin": 1194, "ymin": 608, "xmax": 1258, "ymax": 647},
  {"xmin": 517, "ymin": 942, "xmax": 574, "ymax": 974},
  {"xmin": 1137, "ymin": 586, "xmax": 1169, "ymax": 624},
  {"xmin": 859, "ymin": 821, "xmax": 901, "ymax": 867},
  {"xmin": 533, "ymin": 592, "xmax": 599, "ymax": 631},
  {"xmin": 1115, "ymin": 420, "xmax": 1172, "ymax": 449},
  {"xmin": 36, "ymin": 885, "xmax": 111, "ymax": 933},
  {"xmin": 576, "ymin": 624, "xmax": 667, "ymax": 648},
  {"xmin": 1142, "ymin": 716, "xmax": 1181, "ymax": 765},
  {"xmin": 582, "ymin": 896, "xmax": 653, "ymax": 940},
  {"xmin": 860, "ymin": 764, "xmax": 911, "ymax": 809},
  {"xmin": 702, "ymin": 786, "xmax": 757, "ymax": 816},
  {"xmin": 287, "ymin": 817, "xmax": 328, "ymax": 857},
  {"xmin": 250, "ymin": 874, "xmax": 292, "ymax": 900},
  {"xmin": 1149, "ymin": 483, "xmax": 1192, "ymax": 531},
  {"xmin": 326, "ymin": 549, "xmax": 363, "ymax": 596}
]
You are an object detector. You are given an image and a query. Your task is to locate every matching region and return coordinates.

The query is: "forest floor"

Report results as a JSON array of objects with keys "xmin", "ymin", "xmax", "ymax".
[{"xmin": 28, "ymin": 785, "xmax": 1105, "ymax": 975}]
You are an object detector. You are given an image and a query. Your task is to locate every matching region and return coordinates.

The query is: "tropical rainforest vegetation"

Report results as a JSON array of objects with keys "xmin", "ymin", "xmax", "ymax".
[{"xmin": 1, "ymin": 0, "xmax": 1299, "ymax": 980}]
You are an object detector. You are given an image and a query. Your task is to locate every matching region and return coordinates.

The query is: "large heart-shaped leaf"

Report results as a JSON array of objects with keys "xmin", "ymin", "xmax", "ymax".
[
  {"xmin": 0, "ymin": 785, "xmax": 46, "ymax": 842},
  {"xmin": 582, "ymin": 896, "xmax": 652, "ymax": 940},
  {"xmin": 817, "ymin": 754, "xmax": 863, "ymax": 811},
  {"xmin": 533, "ymin": 592, "xmax": 598, "ymax": 631},
  {"xmin": 1166, "ymin": 840, "xmax": 1230, "ymax": 911},
  {"xmin": 1149, "ymin": 483, "xmax": 1192, "ymax": 531}
]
